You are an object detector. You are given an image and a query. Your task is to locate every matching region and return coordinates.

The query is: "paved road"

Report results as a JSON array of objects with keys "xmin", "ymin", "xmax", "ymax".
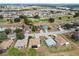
[{"xmin": 28, "ymin": 28, "xmax": 76, "ymax": 37}]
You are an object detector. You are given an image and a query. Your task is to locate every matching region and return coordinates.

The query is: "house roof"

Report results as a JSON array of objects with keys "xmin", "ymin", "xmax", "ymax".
[
  {"xmin": 14, "ymin": 39, "xmax": 27, "ymax": 47},
  {"xmin": 29, "ymin": 38, "xmax": 40, "ymax": 46},
  {"xmin": 0, "ymin": 39, "xmax": 14, "ymax": 49},
  {"xmin": 42, "ymin": 25, "xmax": 48, "ymax": 29},
  {"xmin": 74, "ymin": 32, "xmax": 79, "ymax": 39},
  {"xmin": 55, "ymin": 36, "xmax": 67, "ymax": 45},
  {"xmin": 0, "ymin": 27, "xmax": 6, "ymax": 31},
  {"xmin": 45, "ymin": 37, "xmax": 56, "ymax": 46}
]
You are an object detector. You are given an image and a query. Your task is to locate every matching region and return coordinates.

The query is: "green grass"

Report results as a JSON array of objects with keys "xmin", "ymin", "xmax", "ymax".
[
  {"xmin": 7, "ymin": 47, "xmax": 26, "ymax": 56},
  {"xmin": 28, "ymin": 18, "xmax": 48, "ymax": 23},
  {"xmin": 0, "ymin": 19, "xmax": 7, "ymax": 23},
  {"xmin": 55, "ymin": 15, "xmax": 73, "ymax": 21},
  {"xmin": 27, "ymin": 48, "xmax": 37, "ymax": 56}
]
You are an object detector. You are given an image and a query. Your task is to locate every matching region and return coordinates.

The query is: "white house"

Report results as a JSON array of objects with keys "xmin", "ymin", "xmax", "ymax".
[{"xmin": 14, "ymin": 39, "xmax": 28, "ymax": 49}]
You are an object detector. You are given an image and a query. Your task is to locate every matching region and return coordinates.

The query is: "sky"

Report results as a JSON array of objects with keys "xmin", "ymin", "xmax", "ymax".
[{"xmin": 0, "ymin": 0, "xmax": 79, "ymax": 4}]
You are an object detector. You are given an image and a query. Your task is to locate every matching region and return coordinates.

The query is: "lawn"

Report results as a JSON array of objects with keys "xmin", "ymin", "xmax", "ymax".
[
  {"xmin": 55, "ymin": 15, "xmax": 73, "ymax": 21},
  {"xmin": 28, "ymin": 18, "xmax": 48, "ymax": 23},
  {"xmin": 0, "ymin": 19, "xmax": 6, "ymax": 22},
  {"xmin": 0, "ymin": 19, "xmax": 7, "ymax": 24}
]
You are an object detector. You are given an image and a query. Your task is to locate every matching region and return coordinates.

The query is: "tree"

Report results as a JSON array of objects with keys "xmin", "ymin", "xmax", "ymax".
[
  {"xmin": 27, "ymin": 48, "xmax": 37, "ymax": 56},
  {"xmin": 20, "ymin": 15, "xmax": 32, "ymax": 25},
  {"xmin": 19, "ymin": 15, "xmax": 26, "ymax": 19},
  {"xmin": 33, "ymin": 15, "xmax": 40, "ymax": 19},
  {"xmin": 59, "ymin": 17, "xmax": 61, "ymax": 20},
  {"xmin": 7, "ymin": 47, "xmax": 25, "ymax": 56},
  {"xmin": 50, "ymin": 10, "xmax": 54, "ymax": 14},
  {"xmin": 28, "ymin": 36, "xmax": 33, "ymax": 39},
  {"xmin": 64, "ymin": 24, "xmax": 72, "ymax": 29},
  {"xmin": 10, "ymin": 19, "xmax": 13, "ymax": 23},
  {"xmin": 14, "ymin": 18, "xmax": 21, "ymax": 22},
  {"xmin": 32, "ymin": 26, "xmax": 37, "ymax": 32},
  {"xmin": 23, "ymin": 17, "xmax": 32, "ymax": 25},
  {"xmin": 14, "ymin": 28, "xmax": 24, "ymax": 40},
  {"xmin": 7, "ymin": 19, "xmax": 10, "ymax": 22},
  {"xmin": 73, "ymin": 12, "xmax": 79, "ymax": 18},
  {"xmin": 0, "ymin": 15, "xmax": 3, "ymax": 19},
  {"xmin": 5, "ymin": 29, "xmax": 11, "ymax": 34},
  {"xmin": 14, "ymin": 28, "xmax": 23, "ymax": 33},
  {"xmin": 68, "ymin": 13, "xmax": 72, "ymax": 15},
  {"xmin": 48, "ymin": 18, "xmax": 55, "ymax": 23},
  {"xmin": 68, "ymin": 17, "xmax": 70, "ymax": 19},
  {"xmin": 0, "ymin": 32, "xmax": 7, "ymax": 41},
  {"xmin": 16, "ymin": 32, "xmax": 25, "ymax": 40}
]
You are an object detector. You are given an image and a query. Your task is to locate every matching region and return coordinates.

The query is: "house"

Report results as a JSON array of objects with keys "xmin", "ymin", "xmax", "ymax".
[
  {"xmin": 45, "ymin": 37, "xmax": 56, "ymax": 47},
  {"xmin": 14, "ymin": 39, "xmax": 27, "ymax": 49},
  {"xmin": 41, "ymin": 25, "xmax": 48, "ymax": 32},
  {"xmin": 54, "ymin": 36, "xmax": 69, "ymax": 46},
  {"xmin": 73, "ymin": 32, "xmax": 79, "ymax": 41},
  {"xmin": 23, "ymin": 25, "xmax": 31, "ymax": 33},
  {"xmin": 7, "ymin": 33, "xmax": 16, "ymax": 40},
  {"xmin": 0, "ymin": 27, "xmax": 6, "ymax": 32},
  {"xmin": 29, "ymin": 38, "xmax": 40, "ymax": 48},
  {"xmin": 0, "ymin": 39, "xmax": 14, "ymax": 51}
]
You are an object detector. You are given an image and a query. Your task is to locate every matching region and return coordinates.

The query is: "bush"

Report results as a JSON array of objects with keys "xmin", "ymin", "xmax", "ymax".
[
  {"xmin": 8, "ymin": 47, "xmax": 25, "ymax": 56},
  {"xmin": 24, "ymin": 17, "xmax": 32, "ymax": 25},
  {"xmin": 32, "ymin": 26, "xmax": 37, "ymax": 32},
  {"xmin": 14, "ymin": 18, "xmax": 21, "ymax": 22},
  {"xmin": 0, "ymin": 15, "xmax": 3, "ymax": 19},
  {"xmin": 64, "ymin": 24, "xmax": 72, "ymax": 29},
  {"xmin": 5, "ymin": 29, "xmax": 11, "ymax": 34},
  {"xmin": 0, "ymin": 32, "xmax": 7, "ymax": 41},
  {"xmin": 27, "ymin": 48, "xmax": 37, "ymax": 56},
  {"xmin": 14, "ymin": 28, "xmax": 23, "ymax": 33},
  {"xmin": 16, "ymin": 32, "xmax": 25, "ymax": 40},
  {"xmin": 48, "ymin": 18, "xmax": 55, "ymax": 23},
  {"xmin": 33, "ymin": 15, "xmax": 40, "ymax": 19},
  {"xmin": 59, "ymin": 17, "xmax": 62, "ymax": 20}
]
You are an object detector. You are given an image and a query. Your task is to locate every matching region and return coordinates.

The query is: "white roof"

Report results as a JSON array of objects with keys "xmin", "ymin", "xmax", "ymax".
[
  {"xmin": 14, "ymin": 39, "xmax": 27, "ymax": 47},
  {"xmin": 45, "ymin": 37, "xmax": 56, "ymax": 46},
  {"xmin": 0, "ymin": 27, "xmax": 6, "ymax": 31}
]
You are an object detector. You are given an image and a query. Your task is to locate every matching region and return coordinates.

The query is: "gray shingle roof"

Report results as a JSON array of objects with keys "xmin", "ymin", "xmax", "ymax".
[{"xmin": 45, "ymin": 37, "xmax": 56, "ymax": 46}]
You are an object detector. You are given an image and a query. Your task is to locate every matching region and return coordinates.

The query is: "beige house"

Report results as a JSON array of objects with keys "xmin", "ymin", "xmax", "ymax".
[
  {"xmin": 55, "ymin": 36, "xmax": 69, "ymax": 46},
  {"xmin": 29, "ymin": 38, "xmax": 40, "ymax": 48},
  {"xmin": 0, "ymin": 39, "xmax": 14, "ymax": 50}
]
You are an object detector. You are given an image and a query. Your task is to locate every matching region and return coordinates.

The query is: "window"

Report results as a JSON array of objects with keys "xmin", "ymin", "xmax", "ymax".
[{"xmin": 32, "ymin": 45, "xmax": 38, "ymax": 48}]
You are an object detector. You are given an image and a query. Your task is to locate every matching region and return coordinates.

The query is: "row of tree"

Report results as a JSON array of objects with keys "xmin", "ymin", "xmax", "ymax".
[{"xmin": 63, "ymin": 23, "xmax": 79, "ymax": 29}]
